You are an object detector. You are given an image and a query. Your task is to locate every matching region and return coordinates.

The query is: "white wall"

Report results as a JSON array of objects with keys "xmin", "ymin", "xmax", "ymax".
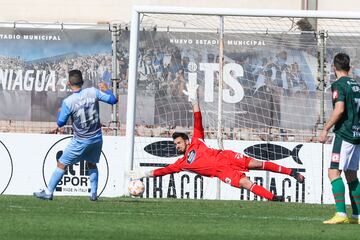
[
  {"xmin": 0, "ymin": 0, "xmax": 302, "ymax": 23},
  {"xmin": 2, "ymin": 0, "xmax": 359, "ymax": 24},
  {"xmin": 318, "ymin": 0, "xmax": 360, "ymax": 11}
]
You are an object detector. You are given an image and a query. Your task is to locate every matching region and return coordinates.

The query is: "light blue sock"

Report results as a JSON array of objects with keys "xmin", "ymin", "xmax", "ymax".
[
  {"xmin": 89, "ymin": 168, "xmax": 99, "ymax": 195},
  {"xmin": 47, "ymin": 167, "xmax": 65, "ymax": 194}
]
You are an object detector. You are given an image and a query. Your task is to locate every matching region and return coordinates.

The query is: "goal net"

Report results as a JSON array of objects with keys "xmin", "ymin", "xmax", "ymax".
[{"xmin": 123, "ymin": 7, "xmax": 360, "ymax": 203}]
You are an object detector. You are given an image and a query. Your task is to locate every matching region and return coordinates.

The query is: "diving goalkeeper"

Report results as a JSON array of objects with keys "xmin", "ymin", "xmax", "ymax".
[{"xmin": 131, "ymin": 81, "xmax": 304, "ymax": 201}]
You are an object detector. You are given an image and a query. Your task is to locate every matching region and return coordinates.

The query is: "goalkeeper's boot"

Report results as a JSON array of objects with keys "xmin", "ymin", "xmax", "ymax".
[
  {"xmin": 291, "ymin": 170, "xmax": 305, "ymax": 183},
  {"xmin": 33, "ymin": 189, "xmax": 53, "ymax": 200},
  {"xmin": 90, "ymin": 193, "xmax": 98, "ymax": 201},
  {"xmin": 323, "ymin": 213, "xmax": 349, "ymax": 224},
  {"xmin": 349, "ymin": 217, "xmax": 360, "ymax": 224},
  {"xmin": 272, "ymin": 195, "xmax": 285, "ymax": 202}
]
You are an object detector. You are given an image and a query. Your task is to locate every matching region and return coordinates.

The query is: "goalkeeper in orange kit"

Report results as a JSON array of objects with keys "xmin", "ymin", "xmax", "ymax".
[{"xmin": 131, "ymin": 81, "xmax": 304, "ymax": 201}]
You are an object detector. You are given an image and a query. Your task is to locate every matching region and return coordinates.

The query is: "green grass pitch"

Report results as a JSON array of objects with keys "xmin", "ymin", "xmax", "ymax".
[{"xmin": 0, "ymin": 195, "xmax": 358, "ymax": 240}]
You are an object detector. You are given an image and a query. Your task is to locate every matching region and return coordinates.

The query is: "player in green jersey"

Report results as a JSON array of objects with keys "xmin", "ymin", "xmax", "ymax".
[{"xmin": 319, "ymin": 53, "xmax": 360, "ymax": 224}]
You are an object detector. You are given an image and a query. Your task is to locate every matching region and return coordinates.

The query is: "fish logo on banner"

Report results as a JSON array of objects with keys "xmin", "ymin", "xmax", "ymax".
[
  {"xmin": 144, "ymin": 141, "xmax": 180, "ymax": 158},
  {"xmin": 0, "ymin": 140, "xmax": 13, "ymax": 194},
  {"xmin": 42, "ymin": 136, "xmax": 109, "ymax": 197},
  {"xmin": 243, "ymin": 143, "xmax": 306, "ymax": 203},
  {"xmin": 243, "ymin": 143, "xmax": 303, "ymax": 164}
]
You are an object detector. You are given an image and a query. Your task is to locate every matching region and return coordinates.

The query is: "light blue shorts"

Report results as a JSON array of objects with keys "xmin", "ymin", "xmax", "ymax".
[{"xmin": 59, "ymin": 138, "xmax": 103, "ymax": 166}]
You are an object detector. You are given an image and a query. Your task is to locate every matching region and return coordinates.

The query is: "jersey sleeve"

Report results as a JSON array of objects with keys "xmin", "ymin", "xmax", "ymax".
[
  {"xmin": 192, "ymin": 111, "xmax": 204, "ymax": 140},
  {"xmin": 95, "ymin": 88, "xmax": 118, "ymax": 105},
  {"xmin": 331, "ymin": 82, "xmax": 345, "ymax": 103},
  {"xmin": 57, "ymin": 101, "xmax": 71, "ymax": 127},
  {"xmin": 152, "ymin": 158, "xmax": 183, "ymax": 176}
]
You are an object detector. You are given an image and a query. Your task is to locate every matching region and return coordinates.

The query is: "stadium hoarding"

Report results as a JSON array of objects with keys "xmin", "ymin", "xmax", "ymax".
[
  {"xmin": 135, "ymin": 137, "xmax": 322, "ymax": 203},
  {"xmin": 134, "ymin": 137, "xmax": 219, "ymax": 200},
  {"xmin": 1, "ymin": 133, "xmax": 124, "ymax": 198},
  {"xmin": 0, "ymin": 139, "xmax": 13, "ymax": 194},
  {"xmin": 0, "ymin": 26, "xmax": 112, "ymax": 123},
  {"xmin": 42, "ymin": 136, "xmax": 110, "ymax": 197},
  {"xmin": 0, "ymin": 132, "xmax": 342, "ymax": 204},
  {"xmin": 116, "ymin": 30, "xmax": 320, "ymax": 130},
  {"xmin": 222, "ymin": 140, "xmax": 322, "ymax": 203}
]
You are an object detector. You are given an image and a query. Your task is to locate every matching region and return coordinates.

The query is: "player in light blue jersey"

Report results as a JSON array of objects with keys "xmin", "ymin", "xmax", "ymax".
[{"xmin": 34, "ymin": 70, "xmax": 117, "ymax": 201}]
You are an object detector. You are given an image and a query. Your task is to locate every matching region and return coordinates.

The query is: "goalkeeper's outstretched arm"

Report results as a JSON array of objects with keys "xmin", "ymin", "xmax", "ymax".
[
  {"xmin": 129, "ymin": 168, "xmax": 153, "ymax": 179},
  {"xmin": 182, "ymin": 79, "xmax": 203, "ymax": 138},
  {"xmin": 192, "ymin": 101, "xmax": 200, "ymax": 113},
  {"xmin": 183, "ymin": 79, "xmax": 199, "ymax": 111},
  {"xmin": 130, "ymin": 161, "xmax": 182, "ymax": 179}
]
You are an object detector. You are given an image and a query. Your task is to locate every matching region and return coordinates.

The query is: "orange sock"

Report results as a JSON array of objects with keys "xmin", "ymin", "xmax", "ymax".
[
  {"xmin": 249, "ymin": 183, "xmax": 274, "ymax": 200},
  {"xmin": 262, "ymin": 161, "xmax": 292, "ymax": 175}
]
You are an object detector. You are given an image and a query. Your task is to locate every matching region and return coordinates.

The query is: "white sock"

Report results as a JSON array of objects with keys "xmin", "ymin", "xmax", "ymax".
[
  {"xmin": 352, "ymin": 214, "xmax": 360, "ymax": 219},
  {"xmin": 337, "ymin": 212, "xmax": 347, "ymax": 217},
  {"xmin": 45, "ymin": 188, "xmax": 52, "ymax": 195}
]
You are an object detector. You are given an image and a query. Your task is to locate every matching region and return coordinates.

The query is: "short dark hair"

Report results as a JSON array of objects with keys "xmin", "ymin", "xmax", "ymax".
[
  {"xmin": 68, "ymin": 70, "xmax": 84, "ymax": 86},
  {"xmin": 172, "ymin": 132, "xmax": 189, "ymax": 141},
  {"xmin": 333, "ymin": 53, "xmax": 350, "ymax": 72}
]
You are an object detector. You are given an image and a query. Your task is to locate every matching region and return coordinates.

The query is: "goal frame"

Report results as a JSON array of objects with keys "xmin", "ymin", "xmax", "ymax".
[{"xmin": 125, "ymin": 6, "xmax": 360, "ymax": 200}]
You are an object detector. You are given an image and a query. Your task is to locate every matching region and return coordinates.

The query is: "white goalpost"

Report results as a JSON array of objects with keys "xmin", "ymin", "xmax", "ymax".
[{"xmin": 125, "ymin": 6, "xmax": 360, "ymax": 203}]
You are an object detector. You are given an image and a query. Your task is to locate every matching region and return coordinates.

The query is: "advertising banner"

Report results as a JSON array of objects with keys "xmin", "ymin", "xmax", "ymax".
[
  {"xmin": 0, "ymin": 132, "xmax": 354, "ymax": 204},
  {"xmin": 1, "ymin": 133, "xmax": 125, "ymax": 197},
  {"xmin": 117, "ymin": 31, "xmax": 319, "ymax": 130},
  {"xmin": 0, "ymin": 27, "xmax": 112, "ymax": 122},
  {"xmin": 135, "ymin": 137, "xmax": 322, "ymax": 203}
]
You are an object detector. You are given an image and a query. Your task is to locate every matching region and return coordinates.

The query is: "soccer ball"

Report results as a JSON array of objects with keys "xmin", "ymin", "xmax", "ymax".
[{"xmin": 128, "ymin": 179, "xmax": 145, "ymax": 197}]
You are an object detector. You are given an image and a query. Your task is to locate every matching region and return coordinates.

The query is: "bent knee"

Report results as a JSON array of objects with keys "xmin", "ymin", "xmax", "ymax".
[
  {"xmin": 239, "ymin": 177, "xmax": 252, "ymax": 189},
  {"xmin": 328, "ymin": 168, "xmax": 341, "ymax": 181},
  {"xmin": 57, "ymin": 161, "xmax": 66, "ymax": 170}
]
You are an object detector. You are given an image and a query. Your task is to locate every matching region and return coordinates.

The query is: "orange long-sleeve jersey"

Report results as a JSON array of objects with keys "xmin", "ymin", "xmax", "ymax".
[{"xmin": 153, "ymin": 111, "xmax": 222, "ymax": 177}]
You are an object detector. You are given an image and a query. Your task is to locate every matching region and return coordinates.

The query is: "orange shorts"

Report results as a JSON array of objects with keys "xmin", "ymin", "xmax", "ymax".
[{"xmin": 215, "ymin": 150, "xmax": 252, "ymax": 188}]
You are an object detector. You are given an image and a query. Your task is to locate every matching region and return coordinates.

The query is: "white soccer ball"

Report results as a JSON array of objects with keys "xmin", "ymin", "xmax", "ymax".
[{"xmin": 128, "ymin": 179, "xmax": 145, "ymax": 197}]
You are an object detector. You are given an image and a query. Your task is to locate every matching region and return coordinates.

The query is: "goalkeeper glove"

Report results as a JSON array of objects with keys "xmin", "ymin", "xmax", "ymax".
[
  {"xmin": 183, "ymin": 81, "xmax": 199, "ymax": 105},
  {"xmin": 129, "ymin": 168, "xmax": 152, "ymax": 180}
]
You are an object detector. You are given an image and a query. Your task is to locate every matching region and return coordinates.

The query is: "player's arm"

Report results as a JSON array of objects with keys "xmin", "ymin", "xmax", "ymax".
[
  {"xmin": 192, "ymin": 101, "xmax": 200, "ymax": 113},
  {"xmin": 183, "ymin": 80, "xmax": 204, "ymax": 139},
  {"xmin": 57, "ymin": 102, "xmax": 71, "ymax": 128},
  {"xmin": 319, "ymin": 101, "xmax": 344, "ymax": 143},
  {"xmin": 47, "ymin": 108, "xmax": 64, "ymax": 133},
  {"xmin": 96, "ymin": 82, "xmax": 118, "ymax": 105},
  {"xmin": 192, "ymin": 103, "xmax": 204, "ymax": 140},
  {"xmin": 319, "ymin": 84, "xmax": 345, "ymax": 143},
  {"xmin": 152, "ymin": 162, "xmax": 182, "ymax": 177},
  {"xmin": 130, "ymin": 159, "xmax": 182, "ymax": 179}
]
